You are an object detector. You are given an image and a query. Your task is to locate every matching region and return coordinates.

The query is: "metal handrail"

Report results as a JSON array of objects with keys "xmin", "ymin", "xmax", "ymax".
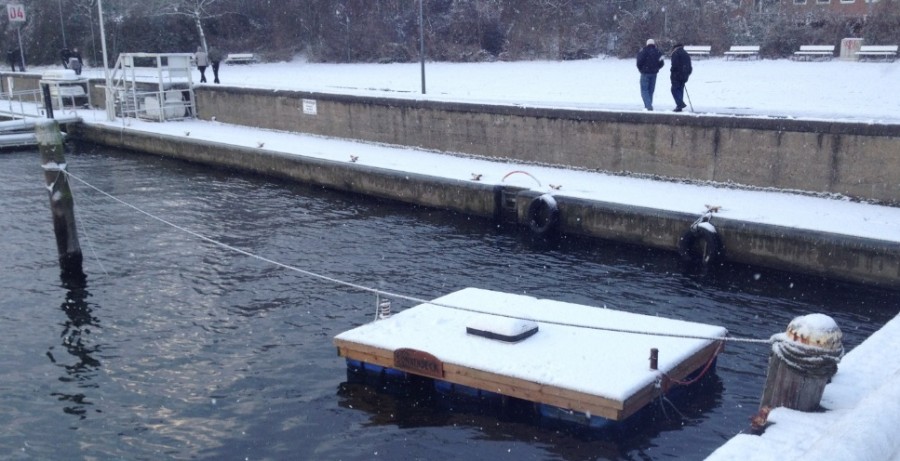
[
  {"xmin": 114, "ymin": 88, "xmax": 192, "ymax": 122},
  {"xmin": 0, "ymin": 86, "xmax": 92, "ymax": 119},
  {"xmin": 108, "ymin": 52, "xmax": 196, "ymax": 122},
  {"xmin": 0, "ymin": 89, "xmax": 44, "ymax": 117}
]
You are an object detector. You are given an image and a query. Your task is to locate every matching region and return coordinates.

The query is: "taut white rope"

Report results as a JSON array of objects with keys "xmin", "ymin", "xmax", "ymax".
[{"xmin": 65, "ymin": 170, "xmax": 772, "ymax": 344}]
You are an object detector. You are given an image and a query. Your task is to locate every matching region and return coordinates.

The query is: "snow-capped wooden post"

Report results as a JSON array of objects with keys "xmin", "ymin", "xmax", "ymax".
[
  {"xmin": 37, "ymin": 119, "xmax": 83, "ymax": 278},
  {"xmin": 759, "ymin": 314, "xmax": 843, "ymax": 412},
  {"xmin": 40, "ymin": 83, "xmax": 54, "ymax": 119}
]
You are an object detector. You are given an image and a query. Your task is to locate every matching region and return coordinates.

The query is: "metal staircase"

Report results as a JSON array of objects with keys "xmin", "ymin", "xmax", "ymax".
[{"xmin": 107, "ymin": 53, "xmax": 196, "ymax": 122}]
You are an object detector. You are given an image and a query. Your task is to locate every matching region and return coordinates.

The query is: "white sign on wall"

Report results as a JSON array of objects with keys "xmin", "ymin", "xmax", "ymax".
[
  {"xmin": 7, "ymin": 4, "xmax": 26, "ymax": 23},
  {"xmin": 302, "ymin": 99, "xmax": 317, "ymax": 115}
]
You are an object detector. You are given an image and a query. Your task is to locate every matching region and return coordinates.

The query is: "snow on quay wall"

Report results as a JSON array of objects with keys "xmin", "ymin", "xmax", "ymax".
[
  {"xmin": 66, "ymin": 123, "xmax": 900, "ymax": 289},
  {"xmin": 190, "ymin": 84, "xmax": 900, "ymax": 205}
]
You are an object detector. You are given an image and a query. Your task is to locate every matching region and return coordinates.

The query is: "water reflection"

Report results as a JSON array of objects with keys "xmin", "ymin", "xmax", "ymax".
[
  {"xmin": 47, "ymin": 269, "xmax": 101, "ymax": 419},
  {"xmin": 336, "ymin": 369, "xmax": 725, "ymax": 461}
]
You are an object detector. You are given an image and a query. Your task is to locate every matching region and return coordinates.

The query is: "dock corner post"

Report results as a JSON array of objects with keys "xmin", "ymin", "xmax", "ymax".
[
  {"xmin": 41, "ymin": 83, "xmax": 54, "ymax": 119},
  {"xmin": 37, "ymin": 119, "xmax": 84, "ymax": 280},
  {"xmin": 759, "ymin": 314, "xmax": 843, "ymax": 413}
]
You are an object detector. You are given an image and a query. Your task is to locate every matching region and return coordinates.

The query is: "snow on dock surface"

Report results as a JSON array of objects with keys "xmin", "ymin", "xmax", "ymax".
[{"xmin": 335, "ymin": 288, "xmax": 727, "ymax": 421}]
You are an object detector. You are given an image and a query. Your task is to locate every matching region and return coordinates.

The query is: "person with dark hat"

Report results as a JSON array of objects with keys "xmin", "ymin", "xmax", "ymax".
[
  {"xmin": 208, "ymin": 46, "xmax": 223, "ymax": 84},
  {"xmin": 6, "ymin": 49, "xmax": 16, "ymax": 71},
  {"xmin": 636, "ymin": 39, "xmax": 665, "ymax": 111},
  {"xmin": 7, "ymin": 48, "xmax": 23, "ymax": 72},
  {"xmin": 60, "ymin": 48, "xmax": 71, "ymax": 69},
  {"xmin": 669, "ymin": 43, "xmax": 693, "ymax": 112}
]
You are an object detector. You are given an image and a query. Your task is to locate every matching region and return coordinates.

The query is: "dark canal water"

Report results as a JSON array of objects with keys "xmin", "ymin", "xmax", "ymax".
[{"xmin": 1, "ymin": 142, "xmax": 897, "ymax": 460}]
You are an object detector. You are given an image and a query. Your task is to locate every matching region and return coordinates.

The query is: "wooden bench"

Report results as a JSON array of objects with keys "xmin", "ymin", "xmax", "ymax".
[
  {"xmin": 224, "ymin": 53, "xmax": 259, "ymax": 65},
  {"xmin": 724, "ymin": 45, "xmax": 760, "ymax": 60},
  {"xmin": 792, "ymin": 45, "xmax": 835, "ymax": 61},
  {"xmin": 683, "ymin": 45, "xmax": 711, "ymax": 58},
  {"xmin": 855, "ymin": 45, "xmax": 898, "ymax": 62}
]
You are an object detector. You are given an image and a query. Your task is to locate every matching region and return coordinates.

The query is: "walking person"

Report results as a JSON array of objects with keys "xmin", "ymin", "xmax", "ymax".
[
  {"xmin": 636, "ymin": 39, "xmax": 664, "ymax": 111},
  {"xmin": 6, "ymin": 49, "xmax": 17, "ymax": 71},
  {"xmin": 194, "ymin": 46, "xmax": 209, "ymax": 83},
  {"xmin": 60, "ymin": 48, "xmax": 71, "ymax": 69},
  {"xmin": 669, "ymin": 43, "xmax": 693, "ymax": 112},
  {"xmin": 208, "ymin": 46, "xmax": 223, "ymax": 84},
  {"xmin": 68, "ymin": 48, "xmax": 83, "ymax": 76}
]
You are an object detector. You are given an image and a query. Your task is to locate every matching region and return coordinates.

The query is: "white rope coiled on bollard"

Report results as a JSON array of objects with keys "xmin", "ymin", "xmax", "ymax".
[
  {"xmin": 760, "ymin": 313, "xmax": 844, "ymax": 414},
  {"xmin": 770, "ymin": 332, "xmax": 843, "ymax": 378}
]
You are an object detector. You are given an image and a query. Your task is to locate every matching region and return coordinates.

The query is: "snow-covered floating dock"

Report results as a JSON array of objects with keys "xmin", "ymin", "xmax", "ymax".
[{"xmin": 334, "ymin": 288, "xmax": 728, "ymax": 424}]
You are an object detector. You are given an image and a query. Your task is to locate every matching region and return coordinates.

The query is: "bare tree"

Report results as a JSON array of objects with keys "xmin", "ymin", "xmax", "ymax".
[
  {"xmin": 136, "ymin": 0, "xmax": 236, "ymax": 51},
  {"xmin": 69, "ymin": 0, "xmax": 100, "ymax": 65},
  {"xmin": 14, "ymin": 0, "xmax": 893, "ymax": 65}
]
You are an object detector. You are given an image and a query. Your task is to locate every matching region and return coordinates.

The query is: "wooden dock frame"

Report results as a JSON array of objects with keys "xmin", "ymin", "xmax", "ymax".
[
  {"xmin": 334, "ymin": 288, "xmax": 727, "ymax": 424},
  {"xmin": 335, "ymin": 335, "xmax": 722, "ymax": 422}
]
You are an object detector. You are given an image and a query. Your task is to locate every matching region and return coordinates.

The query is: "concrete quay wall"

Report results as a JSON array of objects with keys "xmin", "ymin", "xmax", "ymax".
[
  {"xmin": 540, "ymin": 194, "xmax": 900, "ymax": 288},
  {"xmin": 65, "ymin": 124, "xmax": 502, "ymax": 219},
  {"xmin": 5, "ymin": 72, "xmax": 899, "ymax": 203},
  {"xmin": 192, "ymin": 86, "xmax": 900, "ymax": 205},
  {"xmin": 67, "ymin": 124, "xmax": 900, "ymax": 289}
]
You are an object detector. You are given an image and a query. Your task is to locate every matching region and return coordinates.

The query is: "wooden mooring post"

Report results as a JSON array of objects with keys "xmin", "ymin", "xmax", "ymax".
[
  {"xmin": 37, "ymin": 119, "xmax": 84, "ymax": 279},
  {"xmin": 41, "ymin": 83, "xmax": 54, "ymax": 119},
  {"xmin": 759, "ymin": 314, "xmax": 843, "ymax": 413}
]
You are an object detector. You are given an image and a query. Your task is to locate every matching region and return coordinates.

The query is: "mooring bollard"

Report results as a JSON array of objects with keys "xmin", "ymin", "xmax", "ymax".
[
  {"xmin": 37, "ymin": 119, "xmax": 84, "ymax": 279},
  {"xmin": 759, "ymin": 313, "xmax": 843, "ymax": 412}
]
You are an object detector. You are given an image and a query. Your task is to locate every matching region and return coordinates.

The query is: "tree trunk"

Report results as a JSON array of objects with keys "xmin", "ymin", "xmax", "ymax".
[{"xmin": 194, "ymin": 11, "xmax": 208, "ymax": 51}]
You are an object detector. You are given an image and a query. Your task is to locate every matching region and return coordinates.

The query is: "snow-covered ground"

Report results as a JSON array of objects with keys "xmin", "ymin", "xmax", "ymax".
[
  {"xmin": 62, "ymin": 55, "xmax": 899, "ymax": 460},
  {"xmin": 73, "ymin": 54, "xmax": 900, "ymax": 123},
  {"xmin": 123, "ymin": 55, "xmax": 900, "ymax": 123}
]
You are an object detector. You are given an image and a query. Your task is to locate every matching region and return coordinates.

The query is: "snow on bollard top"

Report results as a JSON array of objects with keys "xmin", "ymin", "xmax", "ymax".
[{"xmin": 784, "ymin": 313, "xmax": 843, "ymax": 351}]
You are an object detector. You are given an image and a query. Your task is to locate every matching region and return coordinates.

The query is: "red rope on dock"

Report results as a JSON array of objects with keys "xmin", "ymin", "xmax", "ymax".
[
  {"xmin": 501, "ymin": 170, "xmax": 541, "ymax": 187},
  {"xmin": 662, "ymin": 340, "xmax": 725, "ymax": 392}
]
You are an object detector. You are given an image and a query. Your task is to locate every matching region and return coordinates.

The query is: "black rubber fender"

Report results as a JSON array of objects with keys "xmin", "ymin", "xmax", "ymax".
[
  {"xmin": 678, "ymin": 224, "xmax": 723, "ymax": 266},
  {"xmin": 527, "ymin": 194, "xmax": 560, "ymax": 237}
]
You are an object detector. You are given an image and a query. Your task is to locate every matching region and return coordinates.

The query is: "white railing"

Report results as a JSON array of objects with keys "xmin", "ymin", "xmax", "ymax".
[
  {"xmin": 115, "ymin": 89, "xmax": 192, "ymax": 121},
  {"xmin": 107, "ymin": 52, "xmax": 196, "ymax": 122},
  {"xmin": 0, "ymin": 89, "xmax": 44, "ymax": 118}
]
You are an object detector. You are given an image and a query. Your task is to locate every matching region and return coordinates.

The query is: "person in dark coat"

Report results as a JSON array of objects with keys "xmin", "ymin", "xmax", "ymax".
[
  {"xmin": 636, "ymin": 39, "xmax": 665, "ymax": 111},
  {"xmin": 7, "ymin": 49, "xmax": 16, "ymax": 71},
  {"xmin": 7, "ymin": 48, "xmax": 21, "ymax": 72},
  {"xmin": 669, "ymin": 43, "xmax": 693, "ymax": 112},
  {"xmin": 60, "ymin": 48, "xmax": 71, "ymax": 69},
  {"xmin": 208, "ymin": 46, "xmax": 223, "ymax": 84}
]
